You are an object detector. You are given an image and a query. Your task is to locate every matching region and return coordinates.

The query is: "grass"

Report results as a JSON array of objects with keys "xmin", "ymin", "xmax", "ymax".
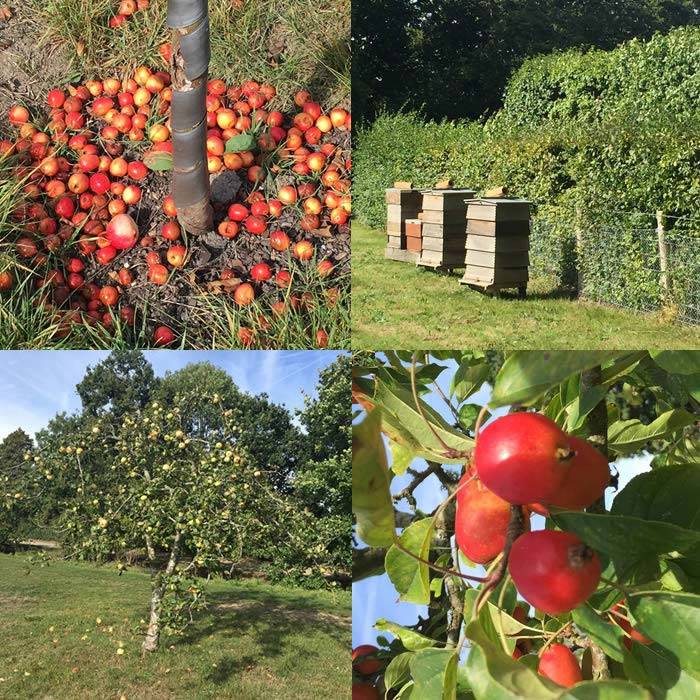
[
  {"xmin": 0, "ymin": 553, "xmax": 351, "ymax": 699},
  {"xmin": 352, "ymin": 222, "xmax": 700, "ymax": 349},
  {"xmin": 31, "ymin": 0, "xmax": 350, "ymax": 110}
]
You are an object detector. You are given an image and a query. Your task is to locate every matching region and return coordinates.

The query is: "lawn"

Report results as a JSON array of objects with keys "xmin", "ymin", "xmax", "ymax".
[
  {"xmin": 352, "ymin": 222, "xmax": 700, "ymax": 349},
  {"xmin": 0, "ymin": 553, "xmax": 351, "ymax": 699}
]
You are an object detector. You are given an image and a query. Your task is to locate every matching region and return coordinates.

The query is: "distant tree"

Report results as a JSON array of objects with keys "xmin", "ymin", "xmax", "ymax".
[
  {"xmin": 0, "ymin": 428, "xmax": 33, "ymax": 470},
  {"xmin": 76, "ymin": 350, "xmax": 158, "ymax": 418},
  {"xmin": 354, "ymin": 0, "xmax": 698, "ymax": 122},
  {"xmin": 0, "ymin": 429, "xmax": 34, "ymax": 549},
  {"xmin": 294, "ymin": 355, "xmax": 351, "ymax": 579}
]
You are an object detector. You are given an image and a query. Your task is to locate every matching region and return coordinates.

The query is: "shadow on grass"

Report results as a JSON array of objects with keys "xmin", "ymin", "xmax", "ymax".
[
  {"xmin": 179, "ymin": 586, "xmax": 350, "ymax": 684},
  {"xmin": 307, "ymin": 36, "xmax": 350, "ymax": 105}
]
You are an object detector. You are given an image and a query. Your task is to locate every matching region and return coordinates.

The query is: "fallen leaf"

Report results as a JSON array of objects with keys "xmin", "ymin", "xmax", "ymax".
[{"xmin": 204, "ymin": 278, "xmax": 242, "ymax": 294}]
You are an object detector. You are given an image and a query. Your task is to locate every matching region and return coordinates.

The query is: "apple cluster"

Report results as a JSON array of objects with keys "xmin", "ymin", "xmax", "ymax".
[
  {"xmin": 2, "ymin": 62, "xmax": 349, "ymax": 347},
  {"xmin": 351, "ymin": 645, "xmax": 383, "ymax": 700},
  {"xmin": 109, "ymin": 0, "xmax": 149, "ymax": 29}
]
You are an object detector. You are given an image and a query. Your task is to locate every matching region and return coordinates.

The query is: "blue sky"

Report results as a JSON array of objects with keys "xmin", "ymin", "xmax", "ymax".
[
  {"xmin": 0, "ymin": 350, "xmax": 344, "ymax": 441},
  {"xmin": 352, "ymin": 358, "xmax": 652, "ymax": 647}
]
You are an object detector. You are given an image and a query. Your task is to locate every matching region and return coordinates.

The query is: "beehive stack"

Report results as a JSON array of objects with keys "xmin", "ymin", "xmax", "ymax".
[
  {"xmin": 385, "ymin": 186, "xmax": 423, "ymax": 262},
  {"xmin": 416, "ymin": 189, "xmax": 476, "ymax": 269},
  {"xmin": 461, "ymin": 198, "xmax": 531, "ymax": 295}
]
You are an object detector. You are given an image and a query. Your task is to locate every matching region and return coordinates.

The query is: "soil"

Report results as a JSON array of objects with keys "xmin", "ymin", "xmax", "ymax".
[{"xmin": 0, "ymin": 4, "xmax": 70, "ymax": 132}]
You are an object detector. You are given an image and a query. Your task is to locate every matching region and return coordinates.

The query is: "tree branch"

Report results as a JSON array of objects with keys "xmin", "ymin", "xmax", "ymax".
[{"xmin": 581, "ymin": 365, "xmax": 611, "ymax": 679}]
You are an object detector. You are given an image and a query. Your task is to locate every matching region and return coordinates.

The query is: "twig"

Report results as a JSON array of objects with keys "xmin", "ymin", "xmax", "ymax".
[{"xmin": 393, "ymin": 540, "xmax": 486, "ymax": 584}]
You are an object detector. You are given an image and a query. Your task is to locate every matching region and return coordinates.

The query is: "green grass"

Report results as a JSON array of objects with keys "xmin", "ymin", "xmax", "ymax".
[
  {"xmin": 0, "ymin": 553, "xmax": 351, "ymax": 699},
  {"xmin": 352, "ymin": 222, "xmax": 700, "ymax": 349},
  {"xmin": 31, "ymin": 0, "xmax": 349, "ymax": 110}
]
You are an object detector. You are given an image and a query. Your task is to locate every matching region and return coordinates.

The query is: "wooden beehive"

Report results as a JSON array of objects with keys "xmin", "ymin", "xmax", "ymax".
[
  {"xmin": 385, "ymin": 186, "xmax": 423, "ymax": 262},
  {"xmin": 460, "ymin": 198, "xmax": 531, "ymax": 296},
  {"xmin": 416, "ymin": 189, "xmax": 476, "ymax": 269}
]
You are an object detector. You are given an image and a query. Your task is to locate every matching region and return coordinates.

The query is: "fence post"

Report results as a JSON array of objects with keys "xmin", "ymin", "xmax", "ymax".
[
  {"xmin": 656, "ymin": 210, "xmax": 669, "ymax": 298},
  {"xmin": 575, "ymin": 207, "xmax": 584, "ymax": 296}
]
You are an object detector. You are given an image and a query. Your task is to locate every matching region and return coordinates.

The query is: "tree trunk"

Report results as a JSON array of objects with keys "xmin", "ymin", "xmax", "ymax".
[
  {"xmin": 145, "ymin": 534, "xmax": 155, "ymax": 561},
  {"xmin": 142, "ymin": 531, "xmax": 182, "ymax": 654},
  {"xmin": 167, "ymin": 0, "xmax": 212, "ymax": 235}
]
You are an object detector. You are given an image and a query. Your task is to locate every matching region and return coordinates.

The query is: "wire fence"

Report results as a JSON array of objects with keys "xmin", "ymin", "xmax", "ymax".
[{"xmin": 530, "ymin": 214, "xmax": 700, "ymax": 324}]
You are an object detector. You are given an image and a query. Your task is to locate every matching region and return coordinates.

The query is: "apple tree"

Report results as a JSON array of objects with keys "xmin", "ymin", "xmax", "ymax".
[
  {"xmin": 352, "ymin": 351, "xmax": 700, "ymax": 699},
  {"xmin": 22, "ymin": 389, "xmax": 297, "ymax": 653}
]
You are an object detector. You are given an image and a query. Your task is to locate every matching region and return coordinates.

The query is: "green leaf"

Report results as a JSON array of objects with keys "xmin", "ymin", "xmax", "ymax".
[
  {"xmin": 458, "ymin": 403, "xmax": 485, "ymax": 431},
  {"xmin": 390, "ymin": 439, "xmax": 416, "ymax": 476},
  {"xmin": 410, "ymin": 647, "xmax": 459, "ymax": 700},
  {"xmin": 352, "ymin": 409, "xmax": 395, "ymax": 547},
  {"xmin": 571, "ymin": 605, "xmax": 625, "ymax": 662},
  {"xmin": 143, "ymin": 149, "xmax": 173, "ymax": 171},
  {"xmin": 385, "ymin": 518, "xmax": 434, "ymax": 604},
  {"xmin": 385, "ymin": 652, "xmax": 414, "ymax": 690},
  {"xmin": 565, "ymin": 385, "xmax": 608, "ymax": 432},
  {"xmin": 464, "ymin": 620, "xmax": 559, "ymax": 699},
  {"xmin": 451, "ymin": 361, "xmax": 490, "ymax": 403},
  {"xmin": 559, "ymin": 681, "xmax": 653, "ymax": 699},
  {"xmin": 626, "ymin": 642, "xmax": 700, "ymax": 700},
  {"xmin": 629, "ymin": 592, "xmax": 700, "ymax": 674},
  {"xmin": 551, "ymin": 511, "xmax": 700, "ymax": 560},
  {"xmin": 608, "ymin": 410, "xmax": 695, "ymax": 454},
  {"xmin": 374, "ymin": 378, "xmax": 473, "ymax": 463},
  {"xmin": 650, "ymin": 351, "xmax": 700, "ymax": 376},
  {"xmin": 225, "ymin": 132, "xmax": 257, "ymax": 153},
  {"xmin": 375, "ymin": 619, "xmax": 437, "ymax": 651},
  {"xmin": 490, "ymin": 352, "xmax": 622, "ymax": 408}
]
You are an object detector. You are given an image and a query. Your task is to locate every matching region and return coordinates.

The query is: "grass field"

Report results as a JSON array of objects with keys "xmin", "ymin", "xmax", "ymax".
[
  {"xmin": 0, "ymin": 553, "xmax": 351, "ymax": 699},
  {"xmin": 352, "ymin": 223, "xmax": 700, "ymax": 349}
]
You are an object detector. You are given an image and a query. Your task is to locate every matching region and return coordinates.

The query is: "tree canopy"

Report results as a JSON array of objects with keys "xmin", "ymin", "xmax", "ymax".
[{"xmin": 353, "ymin": 0, "xmax": 698, "ymax": 122}]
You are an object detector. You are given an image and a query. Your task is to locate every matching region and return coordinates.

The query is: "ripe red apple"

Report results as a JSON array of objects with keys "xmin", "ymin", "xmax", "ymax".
[
  {"xmin": 89, "ymin": 173, "xmax": 111, "ymax": 195},
  {"xmin": 509, "ymin": 530, "xmax": 601, "ymax": 614},
  {"xmin": 153, "ymin": 325, "xmax": 175, "ymax": 346},
  {"xmin": 106, "ymin": 213, "xmax": 139, "ymax": 250},
  {"xmin": 148, "ymin": 264, "xmax": 169, "ymax": 285},
  {"xmin": 455, "ymin": 468, "xmax": 527, "ymax": 564},
  {"xmin": 475, "ymin": 413, "xmax": 573, "ymax": 504},
  {"xmin": 352, "ymin": 645, "xmax": 383, "ymax": 675},
  {"xmin": 315, "ymin": 329, "xmax": 328, "ymax": 347},
  {"xmin": 537, "ymin": 644, "xmax": 582, "ymax": 688},
  {"xmin": 0, "ymin": 271, "xmax": 14, "ymax": 291},
  {"xmin": 250, "ymin": 262, "xmax": 272, "ymax": 282},
  {"xmin": 55, "ymin": 196, "xmax": 76, "ymax": 220},
  {"xmin": 538, "ymin": 436, "xmax": 610, "ymax": 511},
  {"xmin": 277, "ymin": 185, "xmax": 297, "ymax": 205},
  {"xmin": 122, "ymin": 184, "xmax": 142, "ymax": 205},
  {"xmin": 96, "ymin": 246, "xmax": 118, "ymax": 265},
  {"xmin": 228, "ymin": 203, "xmax": 249, "ymax": 222},
  {"xmin": 269, "ymin": 229, "xmax": 290, "ymax": 251},
  {"xmin": 99, "ymin": 285, "xmax": 119, "ymax": 306},
  {"xmin": 244, "ymin": 215, "xmax": 267, "ymax": 235}
]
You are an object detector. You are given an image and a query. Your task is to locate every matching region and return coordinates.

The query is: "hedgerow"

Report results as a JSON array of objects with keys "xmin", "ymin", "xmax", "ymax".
[{"xmin": 354, "ymin": 27, "xmax": 700, "ymax": 311}]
